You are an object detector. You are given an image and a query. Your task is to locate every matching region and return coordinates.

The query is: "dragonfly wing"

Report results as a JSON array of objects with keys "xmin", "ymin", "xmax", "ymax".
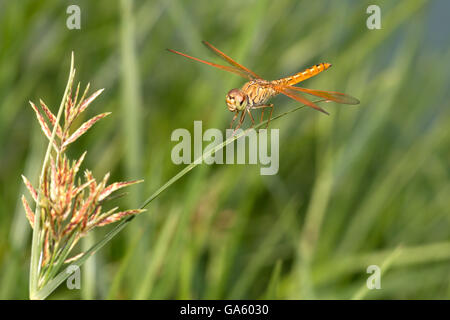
[
  {"xmin": 202, "ymin": 41, "xmax": 262, "ymax": 80},
  {"xmin": 167, "ymin": 49, "xmax": 251, "ymax": 80},
  {"xmin": 273, "ymin": 85, "xmax": 329, "ymax": 115},
  {"xmin": 286, "ymin": 86, "xmax": 360, "ymax": 105}
]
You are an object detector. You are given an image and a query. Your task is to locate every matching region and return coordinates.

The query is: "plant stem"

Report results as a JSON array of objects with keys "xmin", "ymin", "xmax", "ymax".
[{"xmin": 35, "ymin": 101, "xmax": 321, "ymax": 299}]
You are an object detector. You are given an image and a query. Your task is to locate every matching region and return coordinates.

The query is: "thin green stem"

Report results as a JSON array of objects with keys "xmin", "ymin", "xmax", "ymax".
[
  {"xmin": 81, "ymin": 233, "xmax": 96, "ymax": 299},
  {"xmin": 35, "ymin": 101, "xmax": 321, "ymax": 299},
  {"xmin": 352, "ymin": 245, "xmax": 403, "ymax": 300},
  {"xmin": 39, "ymin": 241, "xmax": 60, "ymax": 288},
  {"xmin": 41, "ymin": 232, "xmax": 79, "ymax": 289}
]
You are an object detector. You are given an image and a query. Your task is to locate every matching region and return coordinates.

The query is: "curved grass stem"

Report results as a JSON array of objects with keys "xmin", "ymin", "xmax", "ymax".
[{"xmin": 35, "ymin": 101, "xmax": 326, "ymax": 300}]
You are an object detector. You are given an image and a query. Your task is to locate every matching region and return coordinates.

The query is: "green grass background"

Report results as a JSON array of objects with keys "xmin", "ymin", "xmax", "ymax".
[{"xmin": 0, "ymin": 0, "xmax": 449, "ymax": 299}]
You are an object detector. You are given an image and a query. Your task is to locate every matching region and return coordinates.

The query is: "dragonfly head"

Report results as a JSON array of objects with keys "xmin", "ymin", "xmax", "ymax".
[{"xmin": 226, "ymin": 89, "xmax": 247, "ymax": 112}]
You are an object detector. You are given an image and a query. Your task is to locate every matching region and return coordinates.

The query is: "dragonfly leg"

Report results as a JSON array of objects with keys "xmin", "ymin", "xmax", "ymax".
[
  {"xmin": 233, "ymin": 110, "xmax": 247, "ymax": 134},
  {"xmin": 230, "ymin": 111, "xmax": 239, "ymax": 129},
  {"xmin": 266, "ymin": 104, "xmax": 274, "ymax": 128},
  {"xmin": 251, "ymin": 104, "xmax": 274, "ymax": 127},
  {"xmin": 247, "ymin": 109, "xmax": 255, "ymax": 127}
]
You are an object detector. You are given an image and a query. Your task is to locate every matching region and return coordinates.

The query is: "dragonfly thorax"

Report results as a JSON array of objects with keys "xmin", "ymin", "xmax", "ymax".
[
  {"xmin": 226, "ymin": 80, "xmax": 277, "ymax": 113},
  {"xmin": 226, "ymin": 88, "xmax": 248, "ymax": 112},
  {"xmin": 241, "ymin": 80, "xmax": 277, "ymax": 108}
]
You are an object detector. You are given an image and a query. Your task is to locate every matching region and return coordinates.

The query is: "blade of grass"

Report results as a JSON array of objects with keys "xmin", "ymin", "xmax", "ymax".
[
  {"xmin": 135, "ymin": 211, "xmax": 179, "ymax": 299},
  {"xmin": 10, "ymin": 121, "xmax": 43, "ymax": 252},
  {"xmin": 264, "ymin": 260, "xmax": 282, "ymax": 299},
  {"xmin": 81, "ymin": 233, "xmax": 96, "ymax": 299},
  {"xmin": 107, "ymin": 227, "xmax": 144, "ymax": 299},
  {"xmin": 35, "ymin": 101, "xmax": 323, "ymax": 299},
  {"xmin": 313, "ymin": 241, "xmax": 450, "ymax": 287},
  {"xmin": 120, "ymin": 0, "xmax": 143, "ymax": 206},
  {"xmin": 230, "ymin": 199, "xmax": 299, "ymax": 298},
  {"xmin": 352, "ymin": 245, "xmax": 402, "ymax": 300}
]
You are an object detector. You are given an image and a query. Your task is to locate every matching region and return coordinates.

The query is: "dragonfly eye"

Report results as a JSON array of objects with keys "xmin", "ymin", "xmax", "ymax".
[
  {"xmin": 236, "ymin": 95, "xmax": 247, "ymax": 110},
  {"xmin": 226, "ymin": 95, "xmax": 237, "ymax": 112},
  {"xmin": 226, "ymin": 89, "xmax": 247, "ymax": 111}
]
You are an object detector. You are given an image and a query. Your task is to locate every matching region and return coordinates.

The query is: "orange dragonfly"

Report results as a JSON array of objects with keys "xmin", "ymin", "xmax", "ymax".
[{"xmin": 168, "ymin": 41, "xmax": 360, "ymax": 131}]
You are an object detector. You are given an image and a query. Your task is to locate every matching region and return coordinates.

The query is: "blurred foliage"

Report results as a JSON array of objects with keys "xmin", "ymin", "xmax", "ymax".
[{"xmin": 0, "ymin": 0, "xmax": 449, "ymax": 299}]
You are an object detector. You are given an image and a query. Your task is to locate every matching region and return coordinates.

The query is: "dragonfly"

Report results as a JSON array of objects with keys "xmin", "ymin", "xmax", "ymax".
[{"xmin": 168, "ymin": 41, "xmax": 360, "ymax": 131}]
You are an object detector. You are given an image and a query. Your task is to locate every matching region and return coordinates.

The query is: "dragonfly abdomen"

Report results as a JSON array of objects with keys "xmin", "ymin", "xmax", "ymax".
[{"xmin": 276, "ymin": 62, "xmax": 332, "ymax": 86}]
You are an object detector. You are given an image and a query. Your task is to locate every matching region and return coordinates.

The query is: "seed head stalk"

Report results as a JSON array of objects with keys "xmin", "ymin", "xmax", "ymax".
[
  {"xmin": 25, "ymin": 53, "xmax": 144, "ymax": 299},
  {"xmin": 29, "ymin": 53, "xmax": 75, "ymax": 299}
]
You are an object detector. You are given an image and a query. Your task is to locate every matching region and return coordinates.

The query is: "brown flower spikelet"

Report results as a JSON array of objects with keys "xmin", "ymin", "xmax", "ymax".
[{"xmin": 22, "ymin": 83, "xmax": 145, "ymax": 267}]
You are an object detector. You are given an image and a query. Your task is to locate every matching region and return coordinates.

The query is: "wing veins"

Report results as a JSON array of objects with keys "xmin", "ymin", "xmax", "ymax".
[
  {"xmin": 202, "ymin": 41, "xmax": 262, "ymax": 80},
  {"xmin": 273, "ymin": 85, "xmax": 329, "ymax": 115},
  {"xmin": 285, "ymin": 85, "xmax": 360, "ymax": 105},
  {"xmin": 167, "ymin": 48, "xmax": 251, "ymax": 79}
]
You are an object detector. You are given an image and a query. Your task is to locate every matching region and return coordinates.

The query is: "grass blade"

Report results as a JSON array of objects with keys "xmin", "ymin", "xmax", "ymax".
[{"xmin": 35, "ymin": 102, "xmax": 317, "ymax": 299}]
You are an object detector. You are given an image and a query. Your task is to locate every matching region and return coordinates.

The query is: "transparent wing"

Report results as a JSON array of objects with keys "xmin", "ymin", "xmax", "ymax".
[
  {"xmin": 286, "ymin": 85, "xmax": 360, "ymax": 105},
  {"xmin": 167, "ymin": 48, "xmax": 251, "ymax": 80},
  {"xmin": 273, "ymin": 85, "xmax": 330, "ymax": 115},
  {"xmin": 202, "ymin": 41, "xmax": 262, "ymax": 80}
]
